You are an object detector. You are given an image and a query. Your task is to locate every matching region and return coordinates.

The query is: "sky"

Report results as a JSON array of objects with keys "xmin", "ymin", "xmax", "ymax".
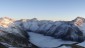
[{"xmin": 0, "ymin": 0, "xmax": 85, "ymax": 21}]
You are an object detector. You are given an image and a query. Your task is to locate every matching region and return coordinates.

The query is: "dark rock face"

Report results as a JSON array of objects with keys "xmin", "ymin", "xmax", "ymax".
[
  {"xmin": 51, "ymin": 23, "xmax": 84, "ymax": 42},
  {"xmin": 0, "ymin": 43, "xmax": 7, "ymax": 48},
  {"xmin": 38, "ymin": 22, "xmax": 84, "ymax": 42},
  {"xmin": 0, "ymin": 27, "xmax": 38, "ymax": 48},
  {"xmin": 57, "ymin": 43, "xmax": 85, "ymax": 48}
]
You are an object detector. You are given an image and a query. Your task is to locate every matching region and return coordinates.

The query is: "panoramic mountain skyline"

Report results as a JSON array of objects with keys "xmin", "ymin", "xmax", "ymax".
[
  {"xmin": 0, "ymin": 0, "xmax": 85, "ymax": 20},
  {"xmin": 0, "ymin": 16, "xmax": 85, "ymax": 48}
]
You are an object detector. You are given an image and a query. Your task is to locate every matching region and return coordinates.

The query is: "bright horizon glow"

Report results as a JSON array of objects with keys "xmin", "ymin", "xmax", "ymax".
[{"xmin": 0, "ymin": 0, "xmax": 85, "ymax": 21}]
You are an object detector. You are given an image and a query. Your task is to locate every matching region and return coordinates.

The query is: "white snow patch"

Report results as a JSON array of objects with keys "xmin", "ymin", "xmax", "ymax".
[
  {"xmin": 0, "ymin": 42, "xmax": 12, "ymax": 47},
  {"xmin": 59, "ymin": 46, "xmax": 71, "ymax": 48},
  {"xmin": 77, "ymin": 41, "xmax": 85, "ymax": 47}
]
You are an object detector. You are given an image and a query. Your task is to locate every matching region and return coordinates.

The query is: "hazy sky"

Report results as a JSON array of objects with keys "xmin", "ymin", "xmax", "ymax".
[{"xmin": 0, "ymin": 0, "xmax": 85, "ymax": 20}]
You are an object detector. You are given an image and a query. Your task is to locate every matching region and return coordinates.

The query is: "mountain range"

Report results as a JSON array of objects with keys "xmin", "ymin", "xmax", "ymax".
[{"xmin": 0, "ymin": 17, "xmax": 85, "ymax": 48}]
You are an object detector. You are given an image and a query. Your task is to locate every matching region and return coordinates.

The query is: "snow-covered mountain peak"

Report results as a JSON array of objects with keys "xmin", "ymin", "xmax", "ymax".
[
  {"xmin": 29, "ymin": 18, "xmax": 38, "ymax": 22},
  {"xmin": 73, "ymin": 17, "xmax": 85, "ymax": 26},
  {"xmin": 0, "ymin": 17, "xmax": 15, "ymax": 28}
]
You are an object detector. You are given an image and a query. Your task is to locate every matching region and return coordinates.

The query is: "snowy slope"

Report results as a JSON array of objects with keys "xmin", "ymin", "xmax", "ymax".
[{"xmin": 77, "ymin": 41, "xmax": 85, "ymax": 47}]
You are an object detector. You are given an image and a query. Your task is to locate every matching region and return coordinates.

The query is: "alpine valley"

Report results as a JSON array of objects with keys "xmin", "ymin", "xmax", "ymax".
[{"xmin": 0, "ymin": 17, "xmax": 85, "ymax": 48}]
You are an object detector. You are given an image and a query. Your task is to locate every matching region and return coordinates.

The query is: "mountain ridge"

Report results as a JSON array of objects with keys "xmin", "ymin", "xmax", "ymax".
[{"xmin": 0, "ymin": 16, "xmax": 85, "ymax": 48}]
